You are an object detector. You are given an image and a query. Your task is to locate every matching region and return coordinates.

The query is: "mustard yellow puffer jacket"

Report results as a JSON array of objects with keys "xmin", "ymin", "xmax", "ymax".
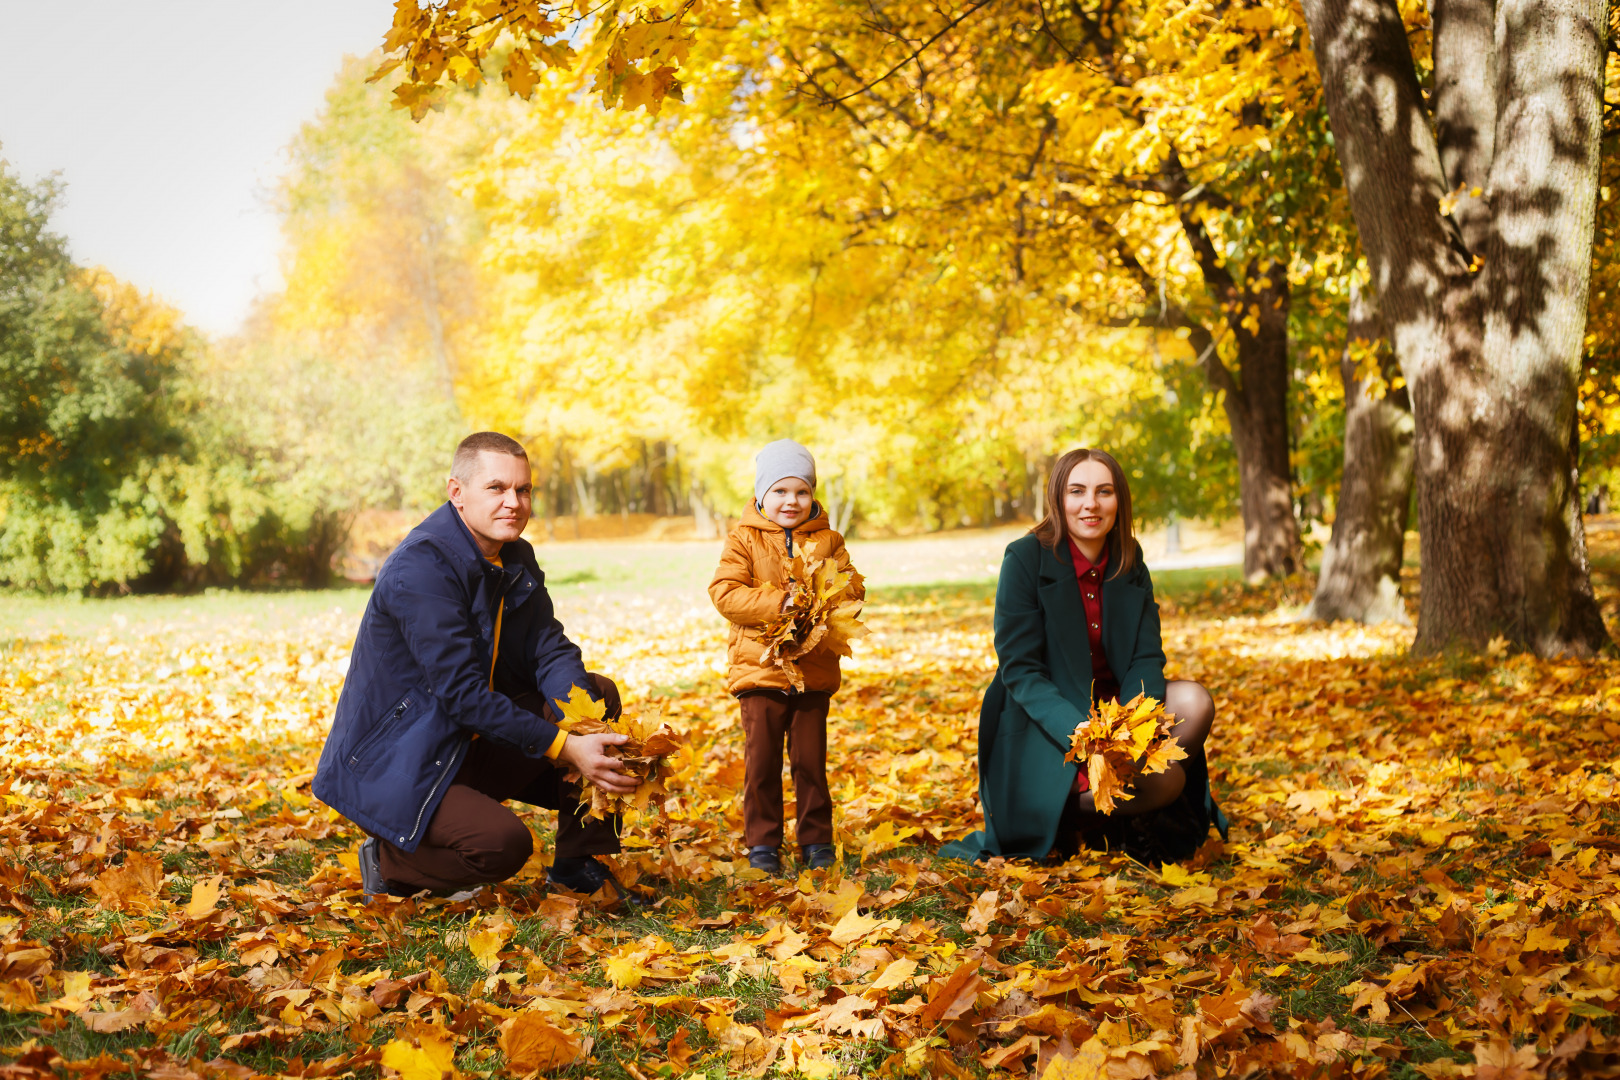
[{"xmin": 708, "ymin": 502, "xmax": 864, "ymax": 696}]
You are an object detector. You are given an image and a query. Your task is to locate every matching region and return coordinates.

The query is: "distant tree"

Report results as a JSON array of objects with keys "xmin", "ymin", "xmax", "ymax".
[
  {"xmin": 0, "ymin": 159, "xmax": 188, "ymax": 590},
  {"xmin": 371, "ymin": 0, "xmax": 1347, "ymax": 580}
]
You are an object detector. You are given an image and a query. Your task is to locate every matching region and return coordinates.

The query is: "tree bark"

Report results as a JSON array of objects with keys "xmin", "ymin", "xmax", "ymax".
[
  {"xmin": 1176, "ymin": 238, "xmax": 1301, "ymax": 581},
  {"xmin": 1431, "ymin": 0, "xmax": 1497, "ymax": 251},
  {"xmin": 1305, "ymin": 282, "xmax": 1415, "ymax": 624},
  {"xmin": 1301, "ymin": 0, "xmax": 1611, "ymax": 655}
]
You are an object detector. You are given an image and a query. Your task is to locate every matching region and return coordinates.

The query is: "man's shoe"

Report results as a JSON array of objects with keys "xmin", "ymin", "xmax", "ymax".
[
  {"xmin": 358, "ymin": 838, "xmax": 393, "ymax": 897},
  {"xmin": 547, "ymin": 856, "xmax": 649, "ymax": 908},
  {"xmin": 801, "ymin": 843, "xmax": 836, "ymax": 870},
  {"xmin": 747, "ymin": 846, "xmax": 783, "ymax": 875}
]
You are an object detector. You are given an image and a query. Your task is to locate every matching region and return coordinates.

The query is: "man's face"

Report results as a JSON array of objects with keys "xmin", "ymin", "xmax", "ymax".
[{"xmin": 447, "ymin": 451, "xmax": 532, "ymax": 555}]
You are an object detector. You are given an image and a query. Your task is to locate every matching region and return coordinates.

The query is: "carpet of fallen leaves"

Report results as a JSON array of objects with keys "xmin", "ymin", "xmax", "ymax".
[{"xmin": 3, "ymin": 550, "xmax": 1620, "ymax": 1080}]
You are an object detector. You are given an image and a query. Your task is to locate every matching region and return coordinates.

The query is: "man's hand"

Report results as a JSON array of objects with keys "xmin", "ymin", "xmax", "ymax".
[{"xmin": 558, "ymin": 732, "xmax": 638, "ymax": 794}]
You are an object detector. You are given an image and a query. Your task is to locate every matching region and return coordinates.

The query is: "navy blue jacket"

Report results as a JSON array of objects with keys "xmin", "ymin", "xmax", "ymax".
[{"xmin": 312, "ymin": 503, "xmax": 593, "ymax": 851}]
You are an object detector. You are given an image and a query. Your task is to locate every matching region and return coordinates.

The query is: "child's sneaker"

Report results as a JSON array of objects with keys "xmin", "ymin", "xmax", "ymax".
[
  {"xmin": 748, "ymin": 846, "xmax": 783, "ymax": 874},
  {"xmin": 800, "ymin": 843, "xmax": 835, "ymax": 870}
]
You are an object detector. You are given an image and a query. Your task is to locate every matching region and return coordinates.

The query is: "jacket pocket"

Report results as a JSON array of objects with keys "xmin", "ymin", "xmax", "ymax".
[{"xmin": 344, "ymin": 690, "xmax": 419, "ymax": 776}]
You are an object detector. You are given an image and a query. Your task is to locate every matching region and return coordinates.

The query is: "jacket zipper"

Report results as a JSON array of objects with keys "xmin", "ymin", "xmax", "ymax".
[
  {"xmin": 783, "ymin": 525, "xmax": 799, "ymax": 695},
  {"xmin": 401, "ymin": 737, "xmax": 466, "ymax": 845}
]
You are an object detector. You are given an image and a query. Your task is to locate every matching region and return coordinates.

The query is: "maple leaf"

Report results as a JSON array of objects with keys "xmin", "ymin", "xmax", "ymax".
[
  {"xmin": 759, "ymin": 542, "xmax": 868, "ymax": 690},
  {"xmin": 380, "ymin": 1023, "xmax": 458, "ymax": 1080},
  {"xmin": 870, "ymin": 957, "xmax": 919, "ymax": 992},
  {"xmin": 501, "ymin": 51, "xmax": 541, "ymax": 99},
  {"xmin": 1065, "ymin": 693, "xmax": 1187, "ymax": 815},
  {"xmin": 499, "ymin": 1012, "xmax": 588, "ymax": 1072},
  {"xmin": 551, "ymin": 684, "xmax": 687, "ymax": 822},
  {"xmin": 1039, "ymin": 1037, "xmax": 1110, "ymax": 1080},
  {"xmin": 181, "ymin": 875, "xmax": 223, "ymax": 920},
  {"xmin": 466, "ymin": 928, "xmax": 505, "ymax": 973},
  {"xmin": 963, "ymin": 888, "xmax": 999, "ymax": 934},
  {"xmin": 828, "ymin": 907, "xmax": 900, "ymax": 947},
  {"xmin": 89, "ymin": 852, "xmax": 163, "ymax": 914}
]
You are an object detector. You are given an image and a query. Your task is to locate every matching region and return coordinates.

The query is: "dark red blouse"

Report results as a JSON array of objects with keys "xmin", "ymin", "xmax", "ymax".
[
  {"xmin": 1068, "ymin": 538, "xmax": 1119, "ymax": 704},
  {"xmin": 1069, "ymin": 539, "xmax": 1119, "ymax": 795}
]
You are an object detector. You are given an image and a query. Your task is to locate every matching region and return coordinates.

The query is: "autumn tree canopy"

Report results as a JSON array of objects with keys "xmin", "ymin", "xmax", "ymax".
[{"xmin": 372, "ymin": 0, "xmax": 1620, "ymax": 655}]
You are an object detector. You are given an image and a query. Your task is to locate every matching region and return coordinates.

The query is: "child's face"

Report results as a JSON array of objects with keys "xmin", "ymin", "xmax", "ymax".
[{"xmin": 761, "ymin": 477, "xmax": 814, "ymax": 528}]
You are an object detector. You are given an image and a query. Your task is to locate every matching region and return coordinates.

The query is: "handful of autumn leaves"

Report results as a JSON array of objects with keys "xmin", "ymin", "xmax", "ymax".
[
  {"xmin": 1064, "ymin": 693, "xmax": 1189, "ymax": 814},
  {"xmin": 551, "ymin": 685, "xmax": 684, "ymax": 821},
  {"xmin": 759, "ymin": 541, "xmax": 869, "ymax": 691}
]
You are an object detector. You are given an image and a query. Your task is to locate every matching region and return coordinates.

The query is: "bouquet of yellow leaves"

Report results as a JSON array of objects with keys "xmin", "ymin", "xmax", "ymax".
[
  {"xmin": 758, "ymin": 540, "xmax": 869, "ymax": 691},
  {"xmin": 551, "ymin": 685, "xmax": 685, "ymax": 822},
  {"xmin": 1064, "ymin": 693, "xmax": 1189, "ymax": 815}
]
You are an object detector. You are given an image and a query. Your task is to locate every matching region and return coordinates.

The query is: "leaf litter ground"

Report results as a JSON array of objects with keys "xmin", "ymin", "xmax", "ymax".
[{"xmin": 4, "ymin": 543, "xmax": 1620, "ymax": 1079}]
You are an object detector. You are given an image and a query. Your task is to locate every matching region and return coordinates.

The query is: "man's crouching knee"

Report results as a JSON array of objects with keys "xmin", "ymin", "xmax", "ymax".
[{"xmin": 465, "ymin": 819, "xmax": 534, "ymax": 884}]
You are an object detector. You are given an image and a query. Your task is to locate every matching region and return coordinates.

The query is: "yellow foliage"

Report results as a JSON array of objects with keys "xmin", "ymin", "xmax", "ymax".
[
  {"xmin": 551, "ymin": 685, "xmax": 685, "ymax": 821},
  {"xmin": 1065, "ymin": 693, "xmax": 1189, "ymax": 814}
]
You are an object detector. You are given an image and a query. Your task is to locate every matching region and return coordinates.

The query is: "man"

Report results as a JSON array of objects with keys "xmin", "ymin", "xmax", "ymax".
[{"xmin": 312, "ymin": 431, "xmax": 644, "ymax": 903}]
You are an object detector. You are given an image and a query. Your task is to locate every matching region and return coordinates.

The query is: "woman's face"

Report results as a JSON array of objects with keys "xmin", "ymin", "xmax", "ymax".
[{"xmin": 1063, "ymin": 458, "xmax": 1118, "ymax": 551}]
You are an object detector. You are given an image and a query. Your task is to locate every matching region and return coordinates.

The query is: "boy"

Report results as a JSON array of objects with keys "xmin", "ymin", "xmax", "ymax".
[{"xmin": 708, "ymin": 440, "xmax": 864, "ymax": 874}]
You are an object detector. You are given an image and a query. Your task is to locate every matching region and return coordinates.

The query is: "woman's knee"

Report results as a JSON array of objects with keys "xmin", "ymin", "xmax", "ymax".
[
  {"xmin": 1121, "ymin": 762, "xmax": 1186, "ymax": 815},
  {"xmin": 1165, "ymin": 679, "xmax": 1214, "ymax": 745}
]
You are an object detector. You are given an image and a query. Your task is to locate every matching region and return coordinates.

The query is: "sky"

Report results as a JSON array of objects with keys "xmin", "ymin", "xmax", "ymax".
[{"xmin": 0, "ymin": 1, "xmax": 398, "ymax": 335}]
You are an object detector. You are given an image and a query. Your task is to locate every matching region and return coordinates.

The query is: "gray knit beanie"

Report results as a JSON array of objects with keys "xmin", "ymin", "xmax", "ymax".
[{"xmin": 754, "ymin": 439, "xmax": 817, "ymax": 504}]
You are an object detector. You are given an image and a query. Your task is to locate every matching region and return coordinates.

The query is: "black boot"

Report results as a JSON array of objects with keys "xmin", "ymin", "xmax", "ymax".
[
  {"xmin": 547, "ymin": 856, "xmax": 650, "ymax": 908},
  {"xmin": 800, "ymin": 843, "xmax": 836, "ymax": 870},
  {"xmin": 747, "ymin": 846, "xmax": 783, "ymax": 874}
]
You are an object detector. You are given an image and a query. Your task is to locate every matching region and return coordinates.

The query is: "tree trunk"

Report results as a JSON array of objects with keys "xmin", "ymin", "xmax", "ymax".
[
  {"xmin": 1301, "ymin": 0, "xmax": 1611, "ymax": 655},
  {"xmin": 1306, "ymin": 282, "xmax": 1414, "ymax": 624},
  {"xmin": 1180, "ymin": 255, "xmax": 1301, "ymax": 581},
  {"xmin": 824, "ymin": 474, "xmax": 856, "ymax": 535},
  {"xmin": 691, "ymin": 479, "xmax": 719, "ymax": 539},
  {"xmin": 1227, "ymin": 274, "xmax": 1299, "ymax": 583}
]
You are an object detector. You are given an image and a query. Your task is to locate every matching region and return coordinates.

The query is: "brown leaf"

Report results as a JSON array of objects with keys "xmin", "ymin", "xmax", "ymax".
[
  {"xmin": 500, "ymin": 1012, "xmax": 588, "ymax": 1072},
  {"xmin": 920, "ymin": 961, "xmax": 988, "ymax": 1025},
  {"xmin": 90, "ymin": 853, "xmax": 164, "ymax": 913},
  {"xmin": 371, "ymin": 971, "xmax": 430, "ymax": 1010}
]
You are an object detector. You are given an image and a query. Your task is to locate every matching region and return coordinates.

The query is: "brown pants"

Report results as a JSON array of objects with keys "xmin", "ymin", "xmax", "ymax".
[
  {"xmin": 740, "ymin": 690, "xmax": 833, "ymax": 849},
  {"xmin": 378, "ymin": 693, "xmax": 620, "ymax": 893}
]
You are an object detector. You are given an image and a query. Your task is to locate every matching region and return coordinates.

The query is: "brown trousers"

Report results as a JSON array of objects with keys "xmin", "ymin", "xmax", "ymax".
[
  {"xmin": 740, "ymin": 690, "xmax": 833, "ymax": 849},
  {"xmin": 378, "ymin": 692, "xmax": 619, "ymax": 893}
]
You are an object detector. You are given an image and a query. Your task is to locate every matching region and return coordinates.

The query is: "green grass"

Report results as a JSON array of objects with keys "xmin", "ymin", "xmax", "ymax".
[
  {"xmin": 0, "ymin": 585, "xmax": 375, "ymax": 639},
  {"xmin": 1, "ymin": 528, "xmax": 1249, "ymax": 643},
  {"xmin": 1149, "ymin": 563, "xmax": 1246, "ymax": 598},
  {"xmin": 863, "ymin": 565, "xmax": 1250, "ymax": 613}
]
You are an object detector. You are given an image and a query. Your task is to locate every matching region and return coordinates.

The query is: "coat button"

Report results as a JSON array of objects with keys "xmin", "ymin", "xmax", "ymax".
[
  {"xmin": 398, "ymin": 835, "xmax": 407, "ymax": 843},
  {"xmin": 434, "ymin": 760, "xmax": 441, "ymax": 766},
  {"xmin": 526, "ymin": 744, "xmax": 538, "ymax": 754}
]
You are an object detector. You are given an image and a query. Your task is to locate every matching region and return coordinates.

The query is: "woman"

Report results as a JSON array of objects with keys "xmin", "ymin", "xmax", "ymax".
[{"xmin": 942, "ymin": 448, "xmax": 1228, "ymax": 865}]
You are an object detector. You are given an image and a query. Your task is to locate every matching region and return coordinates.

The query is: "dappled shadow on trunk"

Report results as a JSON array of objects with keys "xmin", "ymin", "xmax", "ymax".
[
  {"xmin": 1301, "ymin": 0, "xmax": 1612, "ymax": 656},
  {"xmin": 1306, "ymin": 283, "xmax": 1414, "ymax": 624}
]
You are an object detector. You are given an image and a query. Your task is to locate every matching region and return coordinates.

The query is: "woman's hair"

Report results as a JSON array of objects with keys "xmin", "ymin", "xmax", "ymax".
[{"xmin": 1030, "ymin": 448, "xmax": 1137, "ymax": 579}]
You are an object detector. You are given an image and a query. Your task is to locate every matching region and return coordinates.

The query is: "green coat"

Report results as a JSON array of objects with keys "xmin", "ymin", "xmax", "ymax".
[{"xmin": 941, "ymin": 533, "xmax": 1166, "ymax": 862}]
